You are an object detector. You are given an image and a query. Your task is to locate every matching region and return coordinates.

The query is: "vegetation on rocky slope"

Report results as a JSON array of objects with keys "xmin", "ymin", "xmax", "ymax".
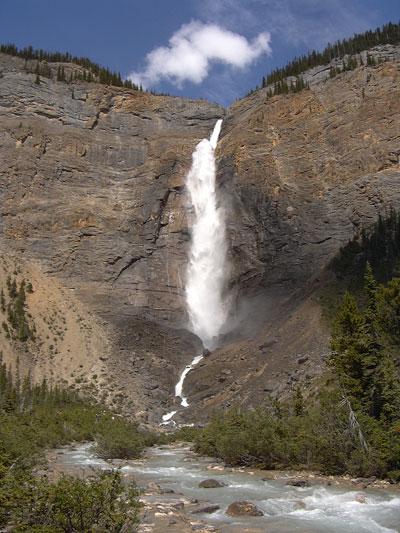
[
  {"xmin": 0, "ymin": 360, "xmax": 157, "ymax": 529},
  {"xmin": 332, "ymin": 208, "xmax": 400, "ymax": 287},
  {"xmin": 0, "ymin": 42, "xmax": 139, "ymax": 89},
  {"xmin": 261, "ymin": 21, "xmax": 400, "ymax": 91},
  {"xmin": 1, "ymin": 277, "xmax": 34, "ymax": 342},
  {"xmin": 193, "ymin": 214, "xmax": 400, "ymax": 481}
]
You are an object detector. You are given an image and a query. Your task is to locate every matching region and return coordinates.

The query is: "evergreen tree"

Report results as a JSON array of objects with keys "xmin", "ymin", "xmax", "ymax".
[
  {"xmin": 330, "ymin": 292, "xmax": 366, "ymax": 407},
  {"xmin": 258, "ymin": 21, "xmax": 400, "ymax": 96},
  {"xmin": 376, "ymin": 277, "xmax": 400, "ymax": 348},
  {"xmin": 294, "ymin": 387, "xmax": 305, "ymax": 416},
  {"xmin": 360, "ymin": 265, "xmax": 383, "ymax": 417},
  {"xmin": 0, "ymin": 42, "xmax": 140, "ymax": 90},
  {"xmin": 331, "ymin": 265, "xmax": 400, "ymax": 422}
]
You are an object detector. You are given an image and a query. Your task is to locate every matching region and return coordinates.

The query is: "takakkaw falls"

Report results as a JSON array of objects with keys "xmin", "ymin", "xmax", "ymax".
[
  {"xmin": 163, "ymin": 119, "xmax": 228, "ymax": 423},
  {"xmin": 1, "ymin": 17, "xmax": 400, "ymax": 533}
]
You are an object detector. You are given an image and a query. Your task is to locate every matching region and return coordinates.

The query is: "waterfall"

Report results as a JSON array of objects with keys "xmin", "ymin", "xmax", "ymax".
[
  {"xmin": 162, "ymin": 119, "xmax": 228, "ymax": 421},
  {"xmin": 175, "ymin": 354, "xmax": 204, "ymax": 407},
  {"xmin": 185, "ymin": 118, "xmax": 228, "ymax": 349}
]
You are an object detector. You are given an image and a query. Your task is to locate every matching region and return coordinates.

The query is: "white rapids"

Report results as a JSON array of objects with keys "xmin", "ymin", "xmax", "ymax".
[
  {"xmin": 59, "ymin": 443, "xmax": 400, "ymax": 533},
  {"xmin": 162, "ymin": 119, "xmax": 229, "ymax": 422},
  {"xmin": 175, "ymin": 354, "xmax": 204, "ymax": 407}
]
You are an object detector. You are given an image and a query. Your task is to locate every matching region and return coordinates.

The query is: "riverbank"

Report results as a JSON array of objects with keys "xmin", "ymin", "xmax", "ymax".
[{"xmin": 45, "ymin": 442, "xmax": 400, "ymax": 533}]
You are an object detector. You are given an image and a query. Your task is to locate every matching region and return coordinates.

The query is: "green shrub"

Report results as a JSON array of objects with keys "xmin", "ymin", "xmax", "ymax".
[
  {"xmin": 193, "ymin": 385, "xmax": 400, "ymax": 477},
  {"xmin": 0, "ymin": 359, "xmax": 160, "ymax": 530},
  {"xmin": 95, "ymin": 415, "xmax": 156, "ymax": 460},
  {"xmin": 387, "ymin": 470, "xmax": 400, "ymax": 483},
  {"xmin": 2, "ymin": 469, "xmax": 140, "ymax": 532},
  {"xmin": 193, "ymin": 254, "xmax": 400, "ymax": 480},
  {"xmin": 165, "ymin": 426, "xmax": 202, "ymax": 444}
]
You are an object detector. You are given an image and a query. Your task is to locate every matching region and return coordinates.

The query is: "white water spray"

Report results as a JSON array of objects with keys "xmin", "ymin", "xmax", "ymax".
[
  {"xmin": 175, "ymin": 354, "xmax": 203, "ymax": 407},
  {"xmin": 162, "ymin": 119, "xmax": 229, "ymax": 419},
  {"xmin": 185, "ymin": 118, "xmax": 229, "ymax": 349},
  {"xmin": 161, "ymin": 410, "xmax": 176, "ymax": 425}
]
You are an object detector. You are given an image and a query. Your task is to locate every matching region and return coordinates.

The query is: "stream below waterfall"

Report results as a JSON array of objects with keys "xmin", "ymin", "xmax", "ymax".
[{"xmin": 49, "ymin": 442, "xmax": 400, "ymax": 533}]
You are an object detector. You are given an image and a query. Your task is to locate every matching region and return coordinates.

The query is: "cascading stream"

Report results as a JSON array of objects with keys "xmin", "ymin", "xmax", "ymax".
[{"xmin": 162, "ymin": 119, "xmax": 229, "ymax": 423}]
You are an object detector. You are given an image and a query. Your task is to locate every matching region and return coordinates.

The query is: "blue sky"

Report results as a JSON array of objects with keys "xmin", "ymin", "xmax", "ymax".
[{"xmin": 0, "ymin": 0, "xmax": 398, "ymax": 105}]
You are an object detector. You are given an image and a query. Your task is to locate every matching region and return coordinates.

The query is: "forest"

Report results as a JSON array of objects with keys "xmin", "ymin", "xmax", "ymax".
[
  {"xmin": 256, "ymin": 21, "xmax": 400, "ymax": 96},
  {"xmin": 193, "ymin": 213, "xmax": 400, "ymax": 481},
  {"xmin": 0, "ymin": 42, "xmax": 139, "ymax": 89},
  {"xmin": 0, "ymin": 360, "xmax": 159, "ymax": 530}
]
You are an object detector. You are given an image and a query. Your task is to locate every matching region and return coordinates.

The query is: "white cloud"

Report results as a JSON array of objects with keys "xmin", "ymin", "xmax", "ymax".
[
  {"xmin": 199, "ymin": 0, "xmax": 377, "ymax": 49},
  {"xmin": 129, "ymin": 21, "xmax": 271, "ymax": 88}
]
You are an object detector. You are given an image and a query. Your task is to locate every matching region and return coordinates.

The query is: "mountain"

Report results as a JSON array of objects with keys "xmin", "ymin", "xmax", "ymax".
[{"xmin": 0, "ymin": 42, "xmax": 399, "ymax": 425}]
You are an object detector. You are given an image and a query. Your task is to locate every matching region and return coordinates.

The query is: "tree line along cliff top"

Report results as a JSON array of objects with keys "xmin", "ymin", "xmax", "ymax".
[
  {"xmin": 0, "ymin": 42, "xmax": 139, "ymax": 90},
  {"xmin": 261, "ymin": 21, "xmax": 400, "ymax": 88}
]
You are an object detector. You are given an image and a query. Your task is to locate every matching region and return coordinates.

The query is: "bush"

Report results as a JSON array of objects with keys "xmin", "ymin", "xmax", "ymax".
[
  {"xmin": 0, "ymin": 358, "xmax": 159, "ymax": 529},
  {"xmin": 193, "ymin": 385, "xmax": 400, "ymax": 478},
  {"xmin": 1, "ymin": 469, "xmax": 140, "ymax": 532},
  {"xmin": 95, "ymin": 415, "xmax": 157, "ymax": 460},
  {"xmin": 387, "ymin": 470, "xmax": 400, "ymax": 483},
  {"xmin": 162, "ymin": 426, "xmax": 202, "ymax": 444}
]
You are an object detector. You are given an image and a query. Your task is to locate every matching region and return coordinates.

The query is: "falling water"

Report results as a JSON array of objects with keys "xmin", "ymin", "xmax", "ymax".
[
  {"xmin": 174, "ymin": 354, "xmax": 203, "ymax": 407},
  {"xmin": 162, "ymin": 119, "xmax": 228, "ymax": 419},
  {"xmin": 185, "ymin": 118, "xmax": 228, "ymax": 349}
]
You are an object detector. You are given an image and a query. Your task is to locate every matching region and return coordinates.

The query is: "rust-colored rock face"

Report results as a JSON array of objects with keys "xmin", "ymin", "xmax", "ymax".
[
  {"xmin": 184, "ymin": 48, "xmax": 400, "ymax": 421},
  {"xmin": 0, "ymin": 53, "xmax": 219, "ymax": 421},
  {"xmin": 0, "ymin": 46, "xmax": 399, "ymax": 424}
]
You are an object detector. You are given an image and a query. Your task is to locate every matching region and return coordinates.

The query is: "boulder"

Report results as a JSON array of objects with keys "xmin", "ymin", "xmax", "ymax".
[
  {"xmin": 198, "ymin": 478, "xmax": 226, "ymax": 488},
  {"xmin": 226, "ymin": 501, "xmax": 264, "ymax": 517},
  {"xmin": 352, "ymin": 476, "xmax": 376, "ymax": 485},
  {"xmin": 355, "ymin": 493, "xmax": 367, "ymax": 504},
  {"xmin": 286, "ymin": 479, "xmax": 311, "ymax": 487},
  {"xmin": 192, "ymin": 504, "xmax": 220, "ymax": 514}
]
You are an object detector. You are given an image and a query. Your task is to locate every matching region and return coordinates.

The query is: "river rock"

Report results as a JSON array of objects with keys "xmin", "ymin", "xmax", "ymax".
[
  {"xmin": 198, "ymin": 478, "xmax": 226, "ymax": 488},
  {"xmin": 286, "ymin": 479, "xmax": 312, "ymax": 487},
  {"xmin": 191, "ymin": 504, "xmax": 220, "ymax": 514},
  {"xmin": 294, "ymin": 500, "xmax": 307, "ymax": 510},
  {"xmin": 160, "ymin": 487, "xmax": 175, "ymax": 494},
  {"xmin": 355, "ymin": 493, "xmax": 367, "ymax": 503},
  {"xmin": 146, "ymin": 481, "xmax": 162, "ymax": 493},
  {"xmin": 352, "ymin": 476, "xmax": 376, "ymax": 485},
  {"xmin": 226, "ymin": 501, "xmax": 264, "ymax": 517},
  {"xmin": 172, "ymin": 501, "xmax": 185, "ymax": 510},
  {"xmin": 297, "ymin": 355, "xmax": 309, "ymax": 364},
  {"xmin": 190, "ymin": 525, "xmax": 218, "ymax": 532}
]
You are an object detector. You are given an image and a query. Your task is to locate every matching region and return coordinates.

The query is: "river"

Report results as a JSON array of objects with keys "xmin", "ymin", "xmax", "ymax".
[{"xmin": 50, "ymin": 442, "xmax": 400, "ymax": 533}]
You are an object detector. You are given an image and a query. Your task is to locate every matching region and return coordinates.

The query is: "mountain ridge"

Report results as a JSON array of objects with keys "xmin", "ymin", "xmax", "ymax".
[{"xmin": 0, "ymin": 41, "xmax": 399, "ymax": 424}]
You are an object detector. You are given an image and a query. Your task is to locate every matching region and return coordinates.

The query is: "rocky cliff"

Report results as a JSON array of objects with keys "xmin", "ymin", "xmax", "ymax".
[{"xmin": 0, "ymin": 46, "xmax": 399, "ymax": 424}]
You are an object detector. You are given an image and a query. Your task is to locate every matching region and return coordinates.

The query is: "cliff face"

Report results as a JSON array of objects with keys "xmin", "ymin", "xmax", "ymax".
[
  {"xmin": 0, "ymin": 47, "xmax": 399, "ymax": 424},
  {"xmin": 184, "ymin": 46, "xmax": 400, "ymax": 420},
  {"xmin": 0, "ymin": 53, "xmax": 220, "ymax": 421}
]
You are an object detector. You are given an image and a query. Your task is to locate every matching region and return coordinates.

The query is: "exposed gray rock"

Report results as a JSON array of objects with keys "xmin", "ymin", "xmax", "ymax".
[
  {"xmin": 0, "ymin": 48, "xmax": 399, "ymax": 422},
  {"xmin": 198, "ymin": 479, "xmax": 226, "ymax": 488},
  {"xmin": 286, "ymin": 479, "xmax": 312, "ymax": 487},
  {"xmin": 226, "ymin": 501, "xmax": 264, "ymax": 516},
  {"xmin": 191, "ymin": 504, "xmax": 220, "ymax": 514}
]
